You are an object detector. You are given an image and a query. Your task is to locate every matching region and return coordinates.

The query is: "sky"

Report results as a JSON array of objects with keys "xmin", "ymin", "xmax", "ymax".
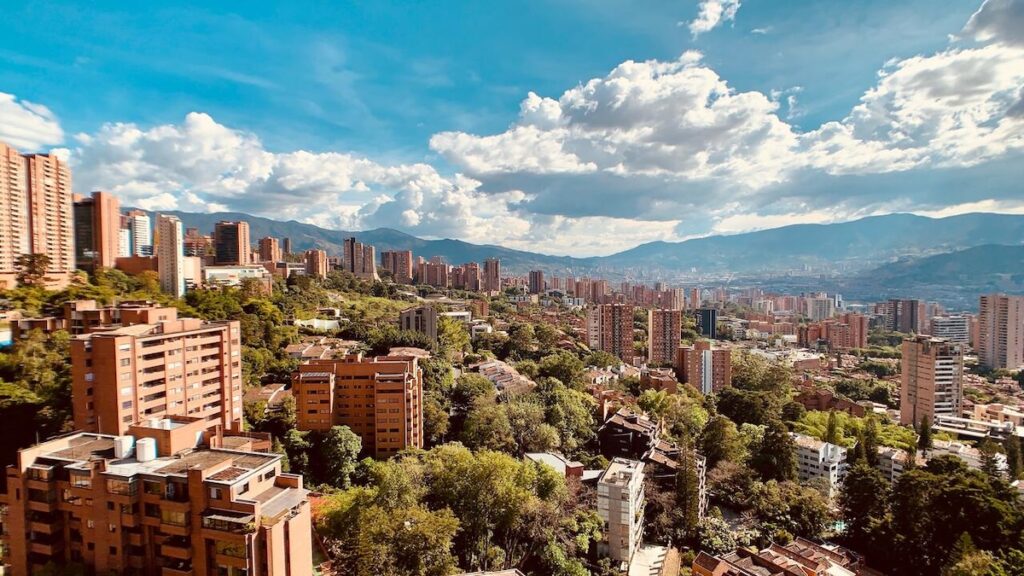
[{"xmin": 0, "ymin": 0, "xmax": 1022, "ymax": 256}]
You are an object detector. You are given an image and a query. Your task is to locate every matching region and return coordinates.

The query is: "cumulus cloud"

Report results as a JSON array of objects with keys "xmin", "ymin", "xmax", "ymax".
[
  {"xmin": 18, "ymin": 0, "xmax": 1023, "ymax": 256},
  {"xmin": 0, "ymin": 92, "xmax": 64, "ymax": 150},
  {"xmin": 687, "ymin": 0, "xmax": 742, "ymax": 38}
]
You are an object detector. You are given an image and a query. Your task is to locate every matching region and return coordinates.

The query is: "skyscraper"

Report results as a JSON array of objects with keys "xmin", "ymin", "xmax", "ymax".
[
  {"xmin": 675, "ymin": 341, "xmax": 732, "ymax": 395},
  {"xmin": 381, "ymin": 249, "xmax": 414, "ymax": 284},
  {"xmin": 694, "ymin": 308, "xmax": 718, "ymax": 339},
  {"xmin": 157, "ymin": 214, "xmax": 185, "ymax": 297},
  {"xmin": 282, "ymin": 236, "xmax": 292, "ymax": 255},
  {"xmin": 900, "ymin": 336, "xmax": 963, "ymax": 427},
  {"xmin": 342, "ymin": 237, "xmax": 379, "ymax": 280},
  {"xmin": 304, "ymin": 248, "xmax": 329, "ymax": 278},
  {"xmin": 258, "ymin": 236, "xmax": 281, "ymax": 262},
  {"xmin": 528, "ymin": 270, "xmax": 545, "ymax": 294},
  {"xmin": 483, "ymin": 257, "xmax": 501, "ymax": 293},
  {"xmin": 73, "ymin": 191, "xmax": 121, "ymax": 272},
  {"xmin": 588, "ymin": 303, "xmax": 635, "ymax": 363},
  {"xmin": 0, "ymin": 141, "xmax": 74, "ymax": 286},
  {"xmin": 648, "ymin": 308, "xmax": 682, "ymax": 365},
  {"xmin": 126, "ymin": 209, "xmax": 152, "ymax": 256},
  {"xmin": 887, "ymin": 298, "xmax": 924, "ymax": 333},
  {"xmin": 978, "ymin": 293, "xmax": 1024, "ymax": 370},
  {"xmin": 214, "ymin": 220, "xmax": 251, "ymax": 265}
]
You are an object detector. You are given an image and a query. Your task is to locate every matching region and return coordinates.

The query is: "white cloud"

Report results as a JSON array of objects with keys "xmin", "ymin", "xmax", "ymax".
[
  {"xmin": 962, "ymin": 0, "xmax": 1024, "ymax": 46},
  {"xmin": 687, "ymin": 0, "xmax": 742, "ymax": 38},
  {"xmin": 0, "ymin": 92, "xmax": 64, "ymax": 150}
]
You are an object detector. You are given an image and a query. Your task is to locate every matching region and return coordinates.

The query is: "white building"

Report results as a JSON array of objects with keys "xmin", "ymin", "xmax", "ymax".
[
  {"xmin": 118, "ymin": 227, "xmax": 132, "ymax": 257},
  {"xmin": 930, "ymin": 315, "xmax": 972, "ymax": 345},
  {"xmin": 792, "ymin": 433, "xmax": 848, "ymax": 497},
  {"xmin": 597, "ymin": 458, "xmax": 645, "ymax": 569},
  {"xmin": 156, "ymin": 214, "xmax": 185, "ymax": 298},
  {"xmin": 129, "ymin": 212, "xmax": 152, "ymax": 256}
]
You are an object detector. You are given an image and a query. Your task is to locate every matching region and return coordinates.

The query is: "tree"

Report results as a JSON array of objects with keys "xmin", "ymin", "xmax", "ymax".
[
  {"xmin": 538, "ymin": 352, "xmax": 585, "ymax": 389},
  {"xmin": 751, "ymin": 418, "xmax": 796, "ymax": 482},
  {"xmin": 674, "ymin": 439, "xmax": 702, "ymax": 542},
  {"xmin": 825, "ymin": 410, "xmax": 839, "ymax": 445},
  {"xmin": 584, "ymin": 350, "xmax": 619, "ymax": 368},
  {"xmin": 839, "ymin": 463, "xmax": 890, "ymax": 557},
  {"xmin": 282, "ymin": 429, "xmax": 311, "ymax": 475},
  {"xmin": 353, "ymin": 505, "xmax": 460, "ymax": 576},
  {"xmin": 422, "ymin": 395, "xmax": 450, "ymax": 446},
  {"xmin": 320, "ymin": 426, "xmax": 362, "ymax": 488},
  {"xmin": 438, "ymin": 315, "xmax": 471, "ymax": 360},
  {"xmin": 863, "ymin": 417, "xmax": 880, "ymax": 467},
  {"xmin": 700, "ymin": 415, "xmax": 744, "ymax": 468},
  {"xmin": 918, "ymin": 415, "xmax": 933, "ymax": 451},
  {"xmin": 978, "ymin": 439, "xmax": 1003, "ymax": 479},
  {"xmin": 1004, "ymin": 435, "xmax": 1022, "ymax": 480},
  {"xmin": 694, "ymin": 516, "xmax": 735, "ymax": 555},
  {"xmin": 15, "ymin": 253, "xmax": 51, "ymax": 287}
]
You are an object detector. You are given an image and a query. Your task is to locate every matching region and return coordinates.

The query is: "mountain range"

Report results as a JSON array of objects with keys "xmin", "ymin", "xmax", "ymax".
[{"xmin": 141, "ymin": 209, "xmax": 1024, "ymax": 280}]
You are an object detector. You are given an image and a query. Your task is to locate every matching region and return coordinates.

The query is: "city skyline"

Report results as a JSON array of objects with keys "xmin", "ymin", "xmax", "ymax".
[{"xmin": 1, "ymin": 0, "xmax": 1022, "ymax": 256}]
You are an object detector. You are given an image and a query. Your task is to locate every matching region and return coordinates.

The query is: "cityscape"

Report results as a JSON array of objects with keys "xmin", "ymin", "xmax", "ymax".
[{"xmin": 1, "ymin": 1, "xmax": 1023, "ymax": 576}]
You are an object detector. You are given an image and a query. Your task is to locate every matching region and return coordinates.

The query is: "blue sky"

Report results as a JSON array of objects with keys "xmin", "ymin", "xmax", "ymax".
[{"xmin": 1, "ymin": 0, "xmax": 1022, "ymax": 255}]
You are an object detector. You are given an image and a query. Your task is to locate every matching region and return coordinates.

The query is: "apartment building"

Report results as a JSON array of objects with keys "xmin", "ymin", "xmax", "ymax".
[
  {"xmin": 342, "ymin": 237, "xmax": 379, "ymax": 280},
  {"xmin": 157, "ymin": 214, "xmax": 186, "ymax": 298},
  {"xmin": 257, "ymin": 237, "xmax": 281, "ymax": 263},
  {"xmin": 693, "ymin": 538, "xmax": 864, "ymax": 576},
  {"xmin": 126, "ymin": 210, "xmax": 153, "ymax": 257},
  {"xmin": 901, "ymin": 336, "xmax": 964, "ymax": 427},
  {"xmin": 930, "ymin": 314, "xmax": 973, "ymax": 346},
  {"xmin": 647, "ymin": 308, "xmax": 682, "ymax": 365},
  {"xmin": 0, "ymin": 141, "xmax": 75, "ymax": 287},
  {"xmin": 12, "ymin": 300, "xmax": 179, "ymax": 339},
  {"xmin": 381, "ymin": 250, "xmax": 414, "ymax": 284},
  {"xmin": 0, "ymin": 416, "xmax": 311, "ymax": 576},
  {"xmin": 291, "ymin": 353, "xmax": 424, "ymax": 458},
  {"xmin": 527, "ymin": 270, "xmax": 544, "ymax": 294},
  {"xmin": 587, "ymin": 303, "xmax": 635, "ymax": 363},
  {"xmin": 483, "ymin": 258, "xmax": 501, "ymax": 293},
  {"xmin": 978, "ymin": 293, "xmax": 1024, "ymax": 370},
  {"xmin": 73, "ymin": 191, "xmax": 121, "ymax": 272},
  {"xmin": 792, "ymin": 433, "xmax": 848, "ymax": 498},
  {"xmin": 399, "ymin": 306, "xmax": 439, "ymax": 341},
  {"xmin": 214, "ymin": 221, "xmax": 251, "ymax": 265},
  {"xmin": 675, "ymin": 341, "xmax": 731, "ymax": 395},
  {"xmin": 694, "ymin": 308, "xmax": 718, "ymax": 339},
  {"xmin": 70, "ymin": 315, "xmax": 244, "ymax": 436},
  {"xmin": 303, "ymin": 249, "xmax": 329, "ymax": 279},
  {"xmin": 597, "ymin": 458, "xmax": 645, "ymax": 568}
]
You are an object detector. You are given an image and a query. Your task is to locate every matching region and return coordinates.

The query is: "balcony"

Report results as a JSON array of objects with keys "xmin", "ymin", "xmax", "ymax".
[
  {"xmin": 161, "ymin": 561, "xmax": 194, "ymax": 576},
  {"xmin": 200, "ymin": 509, "xmax": 256, "ymax": 534},
  {"xmin": 160, "ymin": 536, "xmax": 192, "ymax": 560}
]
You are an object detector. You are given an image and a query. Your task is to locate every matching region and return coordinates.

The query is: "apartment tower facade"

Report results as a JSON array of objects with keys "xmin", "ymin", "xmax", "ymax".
[
  {"xmin": 304, "ymin": 249, "xmax": 329, "ymax": 279},
  {"xmin": 588, "ymin": 303, "xmax": 635, "ymax": 363},
  {"xmin": 214, "ymin": 221, "xmax": 251, "ymax": 265},
  {"xmin": 291, "ymin": 353, "xmax": 424, "ymax": 458},
  {"xmin": 381, "ymin": 250, "xmax": 414, "ymax": 284},
  {"xmin": 0, "ymin": 141, "xmax": 74, "ymax": 287},
  {"xmin": 900, "ymin": 336, "xmax": 964, "ymax": 427},
  {"xmin": 978, "ymin": 293, "xmax": 1024, "ymax": 370},
  {"xmin": 73, "ymin": 191, "xmax": 121, "ymax": 272},
  {"xmin": 70, "ymin": 315, "xmax": 244, "ymax": 436},
  {"xmin": 648, "ymin": 308, "xmax": 682, "ymax": 365},
  {"xmin": 257, "ymin": 236, "xmax": 281, "ymax": 263},
  {"xmin": 157, "ymin": 214, "xmax": 186, "ymax": 298},
  {"xmin": 675, "ymin": 341, "xmax": 732, "ymax": 395}
]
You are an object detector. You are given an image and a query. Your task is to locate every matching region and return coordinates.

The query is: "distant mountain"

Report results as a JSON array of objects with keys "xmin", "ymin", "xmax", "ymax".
[
  {"xmin": 598, "ymin": 213, "xmax": 1024, "ymax": 274},
  {"xmin": 138, "ymin": 209, "xmax": 1024, "ymax": 277}
]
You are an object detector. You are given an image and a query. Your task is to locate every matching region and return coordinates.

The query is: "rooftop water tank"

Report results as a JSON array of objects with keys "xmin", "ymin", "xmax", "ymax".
[
  {"xmin": 136, "ymin": 438, "xmax": 157, "ymax": 462},
  {"xmin": 113, "ymin": 436, "xmax": 135, "ymax": 459}
]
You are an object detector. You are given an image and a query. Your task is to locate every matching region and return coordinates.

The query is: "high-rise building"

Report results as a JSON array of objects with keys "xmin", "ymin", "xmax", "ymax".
[
  {"xmin": 304, "ymin": 248, "xmax": 329, "ymax": 278},
  {"xmin": 694, "ymin": 308, "xmax": 718, "ymax": 339},
  {"xmin": 675, "ymin": 341, "xmax": 732, "ymax": 394},
  {"xmin": 342, "ymin": 237, "xmax": 379, "ymax": 280},
  {"xmin": 125, "ymin": 209, "xmax": 153, "ymax": 257},
  {"xmin": 900, "ymin": 336, "xmax": 964, "ymax": 427},
  {"xmin": 419, "ymin": 258, "xmax": 450, "ymax": 288},
  {"xmin": 117, "ymin": 227, "xmax": 132, "ymax": 257},
  {"xmin": 156, "ymin": 214, "xmax": 185, "ymax": 298},
  {"xmin": 214, "ymin": 220, "xmax": 250, "ymax": 265},
  {"xmin": 183, "ymin": 227, "xmax": 212, "ymax": 257},
  {"xmin": 73, "ymin": 191, "xmax": 121, "ymax": 272},
  {"xmin": 257, "ymin": 236, "xmax": 281, "ymax": 262},
  {"xmin": 930, "ymin": 314, "xmax": 972, "ymax": 346},
  {"xmin": 291, "ymin": 353, "xmax": 424, "ymax": 458},
  {"xmin": 483, "ymin": 258, "xmax": 501, "ymax": 293},
  {"xmin": 528, "ymin": 270, "xmax": 544, "ymax": 294},
  {"xmin": 282, "ymin": 236, "xmax": 292, "ymax": 256},
  {"xmin": 648, "ymin": 308, "xmax": 682, "ymax": 365},
  {"xmin": 588, "ymin": 304, "xmax": 635, "ymax": 363},
  {"xmin": 597, "ymin": 458, "xmax": 645, "ymax": 567},
  {"xmin": 0, "ymin": 141, "xmax": 74, "ymax": 286},
  {"xmin": 0, "ymin": 417, "xmax": 312, "ymax": 576},
  {"xmin": 70, "ymin": 315, "xmax": 243, "ymax": 436},
  {"xmin": 886, "ymin": 298, "xmax": 925, "ymax": 333},
  {"xmin": 381, "ymin": 250, "xmax": 414, "ymax": 284},
  {"xmin": 399, "ymin": 306, "xmax": 439, "ymax": 341},
  {"xmin": 689, "ymin": 288, "xmax": 701, "ymax": 309},
  {"xmin": 978, "ymin": 294, "xmax": 1024, "ymax": 370}
]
